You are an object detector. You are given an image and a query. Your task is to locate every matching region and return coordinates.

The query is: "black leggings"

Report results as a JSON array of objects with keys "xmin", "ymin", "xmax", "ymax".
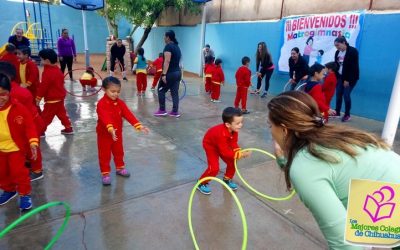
[
  {"xmin": 110, "ymin": 57, "xmax": 125, "ymax": 72},
  {"xmin": 256, "ymin": 69, "xmax": 274, "ymax": 92},
  {"xmin": 60, "ymin": 56, "xmax": 73, "ymax": 79}
]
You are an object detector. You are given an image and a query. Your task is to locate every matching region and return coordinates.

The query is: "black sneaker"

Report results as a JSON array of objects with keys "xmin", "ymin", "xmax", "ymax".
[
  {"xmin": 123, "ymin": 77, "xmax": 128, "ymax": 81},
  {"xmin": 30, "ymin": 171, "xmax": 44, "ymax": 182},
  {"xmin": 242, "ymin": 109, "xmax": 250, "ymax": 114}
]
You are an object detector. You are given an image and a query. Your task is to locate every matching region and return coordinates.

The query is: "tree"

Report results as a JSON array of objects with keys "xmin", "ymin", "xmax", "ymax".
[
  {"xmin": 121, "ymin": 0, "xmax": 201, "ymax": 52},
  {"xmin": 97, "ymin": 0, "xmax": 126, "ymax": 38}
]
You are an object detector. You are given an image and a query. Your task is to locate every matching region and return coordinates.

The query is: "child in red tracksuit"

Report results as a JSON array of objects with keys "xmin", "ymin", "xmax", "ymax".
[
  {"xmin": 133, "ymin": 48, "xmax": 148, "ymax": 96},
  {"xmin": 304, "ymin": 63, "xmax": 336, "ymax": 122},
  {"xmin": 0, "ymin": 74, "xmax": 38, "ymax": 210},
  {"xmin": 36, "ymin": 49, "xmax": 73, "ymax": 135},
  {"xmin": 0, "ymin": 61, "xmax": 44, "ymax": 181},
  {"xmin": 150, "ymin": 53, "xmax": 163, "ymax": 90},
  {"xmin": 234, "ymin": 56, "xmax": 251, "ymax": 114},
  {"xmin": 323, "ymin": 62, "xmax": 338, "ymax": 108},
  {"xmin": 197, "ymin": 107, "xmax": 251, "ymax": 195},
  {"xmin": 210, "ymin": 58, "xmax": 224, "ymax": 102},
  {"xmin": 204, "ymin": 55, "xmax": 215, "ymax": 93},
  {"xmin": 79, "ymin": 66, "xmax": 98, "ymax": 92},
  {"xmin": 0, "ymin": 44, "xmax": 19, "ymax": 71},
  {"xmin": 16, "ymin": 46, "xmax": 39, "ymax": 101},
  {"xmin": 97, "ymin": 76, "xmax": 150, "ymax": 185}
]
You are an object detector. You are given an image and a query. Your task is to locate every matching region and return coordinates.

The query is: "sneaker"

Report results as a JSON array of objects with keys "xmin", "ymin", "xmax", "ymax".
[
  {"xmin": 30, "ymin": 171, "xmax": 44, "ymax": 182},
  {"xmin": 260, "ymin": 93, "xmax": 267, "ymax": 98},
  {"xmin": 197, "ymin": 183, "xmax": 211, "ymax": 195},
  {"xmin": 213, "ymin": 99, "xmax": 221, "ymax": 103},
  {"xmin": 116, "ymin": 168, "xmax": 131, "ymax": 177},
  {"xmin": 150, "ymin": 87, "xmax": 155, "ymax": 91},
  {"xmin": 61, "ymin": 127, "xmax": 74, "ymax": 135},
  {"xmin": 223, "ymin": 179, "xmax": 238, "ymax": 191},
  {"xmin": 40, "ymin": 133, "xmax": 46, "ymax": 138},
  {"xmin": 341, "ymin": 115, "xmax": 351, "ymax": 122},
  {"xmin": 168, "ymin": 111, "xmax": 181, "ymax": 118},
  {"xmin": 250, "ymin": 90, "xmax": 260, "ymax": 95},
  {"xmin": 123, "ymin": 77, "xmax": 128, "ymax": 81},
  {"xmin": 330, "ymin": 112, "xmax": 341, "ymax": 118},
  {"xmin": 242, "ymin": 109, "xmax": 250, "ymax": 114},
  {"xmin": 0, "ymin": 191, "xmax": 17, "ymax": 205},
  {"xmin": 154, "ymin": 110, "xmax": 168, "ymax": 117},
  {"xmin": 210, "ymin": 99, "xmax": 215, "ymax": 102},
  {"xmin": 102, "ymin": 175, "xmax": 111, "ymax": 186},
  {"xmin": 19, "ymin": 195, "xmax": 32, "ymax": 210}
]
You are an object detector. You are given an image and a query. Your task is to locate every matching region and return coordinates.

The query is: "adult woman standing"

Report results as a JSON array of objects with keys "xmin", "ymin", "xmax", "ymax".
[
  {"xmin": 251, "ymin": 42, "xmax": 274, "ymax": 98},
  {"xmin": 288, "ymin": 47, "xmax": 309, "ymax": 90},
  {"xmin": 57, "ymin": 28, "xmax": 77, "ymax": 81},
  {"xmin": 334, "ymin": 36, "xmax": 359, "ymax": 122},
  {"xmin": 267, "ymin": 91, "xmax": 400, "ymax": 250},
  {"xmin": 154, "ymin": 30, "xmax": 182, "ymax": 118}
]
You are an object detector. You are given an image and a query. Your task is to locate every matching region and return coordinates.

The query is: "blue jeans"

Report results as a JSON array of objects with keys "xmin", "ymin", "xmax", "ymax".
[
  {"xmin": 335, "ymin": 76, "xmax": 357, "ymax": 116},
  {"xmin": 158, "ymin": 71, "xmax": 182, "ymax": 113}
]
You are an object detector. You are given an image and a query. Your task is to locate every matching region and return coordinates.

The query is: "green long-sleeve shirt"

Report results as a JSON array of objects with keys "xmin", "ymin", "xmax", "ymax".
[{"xmin": 288, "ymin": 146, "xmax": 400, "ymax": 250}]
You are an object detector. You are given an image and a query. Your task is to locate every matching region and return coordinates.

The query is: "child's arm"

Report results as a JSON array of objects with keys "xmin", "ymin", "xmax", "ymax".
[
  {"xmin": 36, "ymin": 73, "xmax": 50, "ymax": 105},
  {"xmin": 20, "ymin": 104, "xmax": 39, "ymax": 160},
  {"xmin": 120, "ymin": 101, "xmax": 149, "ymax": 134},
  {"xmin": 274, "ymin": 141, "xmax": 286, "ymax": 169},
  {"xmin": 25, "ymin": 62, "xmax": 39, "ymax": 88},
  {"xmin": 96, "ymin": 102, "xmax": 117, "ymax": 137}
]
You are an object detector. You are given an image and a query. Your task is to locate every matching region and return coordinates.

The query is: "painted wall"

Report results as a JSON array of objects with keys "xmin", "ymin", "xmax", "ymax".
[
  {"xmin": 0, "ymin": 0, "xmax": 109, "ymax": 53},
  {"xmin": 133, "ymin": 13, "xmax": 400, "ymax": 121}
]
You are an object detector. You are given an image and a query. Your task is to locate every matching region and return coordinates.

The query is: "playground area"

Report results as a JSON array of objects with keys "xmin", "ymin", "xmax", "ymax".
[
  {"xmin": 1, "ymin": 0, "xmax": 400, "ymax": 249},
  {"xmin": 0, "ymin": 53, "xmax": 398, "ymax": 249}
]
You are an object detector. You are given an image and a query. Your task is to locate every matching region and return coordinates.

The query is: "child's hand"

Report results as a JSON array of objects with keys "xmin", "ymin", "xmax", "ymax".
[
  {"xmin": 241, "ymin": 151, "xmax": 251, "ymax": 158},
  {"xmin": 30, "ymin": 145, "xmax": 38, "ymax": 161},
  {"xmin": 140, "ymin": 126, "xmax": 150, "ymax": 135},
  {"xmin": 110, "ymin": 128, "xmax": 118, "ymax": 141},
  {"xmin": 328, "ymin": 109, "xmax": 336, "ymax": 116}
]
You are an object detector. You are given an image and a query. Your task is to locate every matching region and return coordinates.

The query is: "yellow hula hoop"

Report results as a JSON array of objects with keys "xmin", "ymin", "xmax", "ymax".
[
  {"xmin": 234, "ymin": 148, "xmax": 296, "ymax": 201},
  {"xmin": 188, "ymin": 177, "xmax": 248, "ymax": 250}
]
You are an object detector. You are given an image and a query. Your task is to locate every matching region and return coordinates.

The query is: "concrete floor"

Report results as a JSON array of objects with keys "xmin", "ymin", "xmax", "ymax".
[{"xmin": 1, "ymin": 57, "xmax": 398, "ymax": 250}]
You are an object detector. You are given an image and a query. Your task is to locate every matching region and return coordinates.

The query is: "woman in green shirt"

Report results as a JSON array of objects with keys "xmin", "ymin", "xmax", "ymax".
[{"xmin": 267, "ymin": 91, "xmax": 400, "ymax": 250}]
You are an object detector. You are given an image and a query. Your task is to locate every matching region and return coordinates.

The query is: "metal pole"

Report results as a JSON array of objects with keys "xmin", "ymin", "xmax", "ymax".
[
  {"xmin": 38, "ymin": 2, "xmax": 45, "ymax": 50},
  {"xmin": 47, "ymin": 3, "xmax": 54, "ymax": 49},
  {"xmin": 22, "ymin": 0, "xmax": 28, "ymax": 31},
  {"xmin": 199, "ymin": 2, "xmax": 207, "ymax": 77},
  {"xmin": 382, "ymin": 60, "xmax": 400, "ymax": 147},
  {"xmin": 81, "ymin": 9, "xmax": 90, "ymax": 67}
]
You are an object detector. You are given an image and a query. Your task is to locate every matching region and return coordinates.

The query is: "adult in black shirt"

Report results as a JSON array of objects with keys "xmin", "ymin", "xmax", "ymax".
[
  {"xmin": 252, "ymin": 42, "xmax": 274, "ymax": 98},
  {"xmin": 110, "ymin": 39, "xmax": 127, "ymax": 80},
  {"xmin": 8, "ymin": 28, "xmax": 30, "ymax": 49},
  {"xmin": 334, "ymin": 36, "xmax": 359, "ymax": 122},
  {"xmin": 154, "ymin": 30, "xmax": 182, "ymax": 117},
  {"xmin": 288, "ymin": 47, "xmax": 309, "ymax": 90}
]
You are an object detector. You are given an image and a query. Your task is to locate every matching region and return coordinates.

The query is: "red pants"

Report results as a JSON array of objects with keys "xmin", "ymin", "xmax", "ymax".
[
  {"xmin": 136, "ymin": 73, "xmax": 147, "ymax": 92},
  {"xmin": 152, "ymin": 71, "xmax": 162, "ymax": 88},
  {"xmin": 26, "ymin": 144, "xmax": 42, "ymax": 173},
  {"xmin": 199, "ymin": 144, "xmax": 235, "ymax": 184},
  {"xmin": 0, "ymin": 151, "xmax": 31, "ymax": 195},
  {"xmin": 41, "ymin": 101, "xmax": 72, "ymax": 132},
  {"xmin": 79, "ymin": 78, "xmax": 98, "ymax": 88},
  {"xmin": 211, "ymin": 83, "xmax": 221, "ymax": 100},
  {"xmin": 97, "ymin": 131, "xmax": 125, "ymax": 176},
  {"xmin": 234, "ymin": 87, "xmax": 248, "ymax": 110},
  {"xmin": 205, "ymin": 77, "xmax": 211, "ymax": 93}
]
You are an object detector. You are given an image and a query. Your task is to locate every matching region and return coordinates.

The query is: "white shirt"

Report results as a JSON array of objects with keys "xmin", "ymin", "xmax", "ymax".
[{"xmin": 337, "ymin": 50, "xmax": 346, "ymax": 75}]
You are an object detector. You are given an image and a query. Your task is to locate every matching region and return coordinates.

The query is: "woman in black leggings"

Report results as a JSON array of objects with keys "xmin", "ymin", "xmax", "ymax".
[
  {"xmin": 57, "ymin": 28, "xmax": 76, "ymax": 80},
  {"xmin": 251, "ymin": 42, "xmax": 274, "ymax": 98}
]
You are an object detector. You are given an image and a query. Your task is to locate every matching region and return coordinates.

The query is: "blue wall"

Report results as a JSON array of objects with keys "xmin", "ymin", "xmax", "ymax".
[
  {"xmin": 133, "ymin": 13, "xmax": 400, "ymax": 121},
  {"xmin": 0, "ymin": 0, "xmax": 109, "ymax": 53}
]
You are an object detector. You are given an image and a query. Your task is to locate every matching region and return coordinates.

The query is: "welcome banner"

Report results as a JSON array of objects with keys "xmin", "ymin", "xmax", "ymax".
[{"xmin": 278, "ymin": 12, "xmax": 363, "ymax": 72}]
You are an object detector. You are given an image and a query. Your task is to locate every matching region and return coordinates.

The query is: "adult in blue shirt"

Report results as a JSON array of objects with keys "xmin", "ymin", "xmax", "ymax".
[{"xmin": 154, "ymin": 30, "xmax": 182, "ymax": 118}]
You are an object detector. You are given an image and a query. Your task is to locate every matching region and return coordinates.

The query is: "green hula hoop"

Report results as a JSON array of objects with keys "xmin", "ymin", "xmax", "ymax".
[
  {"xmin": 235, "ymin": 148, "xmax": 296, "ymax": 201},
  {"xmin": 188, "ymin": 177, "xmax": 248, "ymax": 250},
  {"xmin": 0, "ymin": 201, "xmax": 71, "ymax": 250}
]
